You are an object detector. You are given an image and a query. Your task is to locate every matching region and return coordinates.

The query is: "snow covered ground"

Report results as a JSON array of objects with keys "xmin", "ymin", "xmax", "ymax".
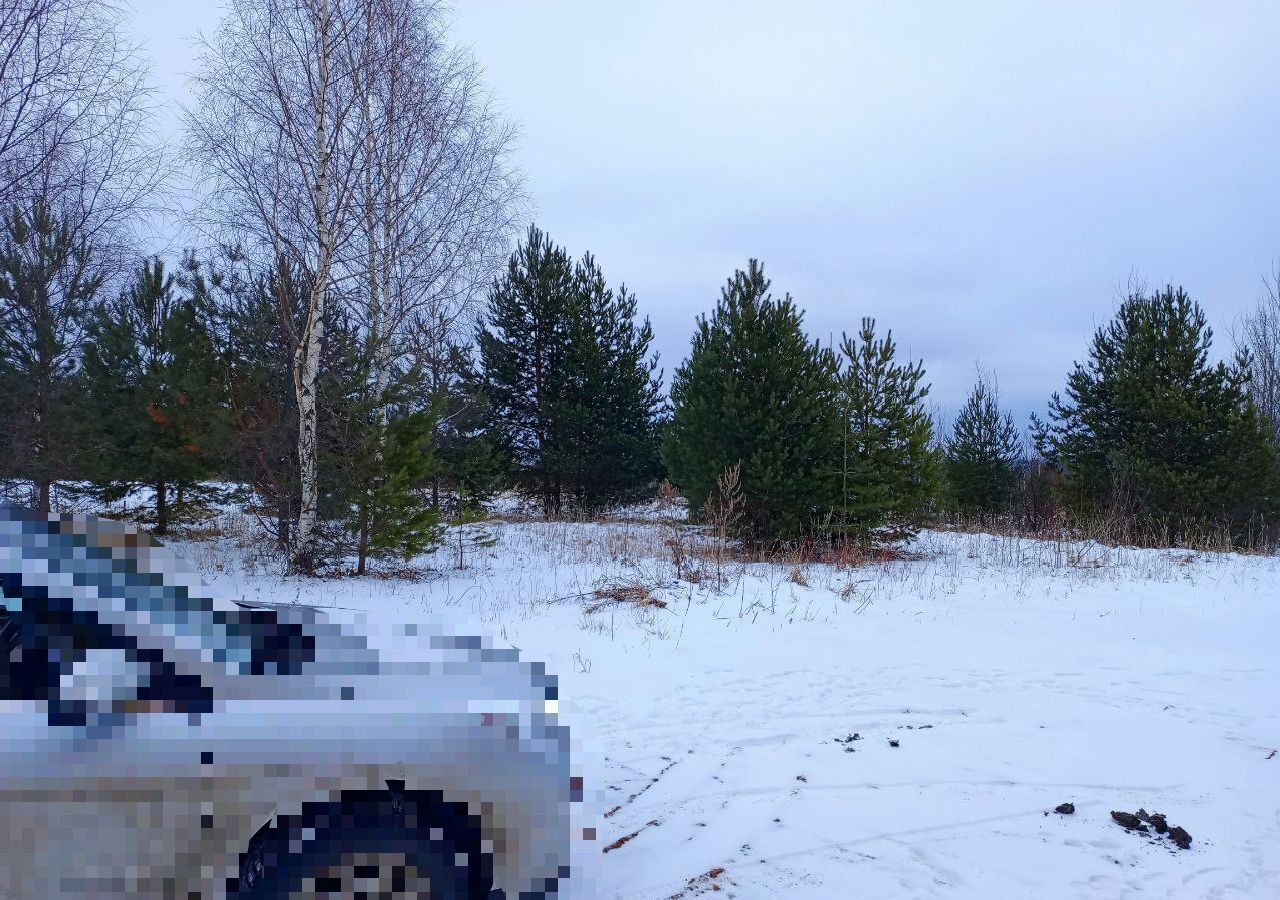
[{"xmin": 174, "ymin": 514, "xmax": 1280, "ymax": 899}]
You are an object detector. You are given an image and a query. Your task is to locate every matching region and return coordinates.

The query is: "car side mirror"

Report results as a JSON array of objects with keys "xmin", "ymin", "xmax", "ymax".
[{"xmin": 55, "ymin": 647, "xmax": 151, "ymax": 727}]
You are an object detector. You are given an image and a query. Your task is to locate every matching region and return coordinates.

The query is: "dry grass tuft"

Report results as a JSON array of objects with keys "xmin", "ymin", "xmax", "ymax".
[{"xmin": 587, "ymin": 581, "xmax": 668, "ymax": 613}]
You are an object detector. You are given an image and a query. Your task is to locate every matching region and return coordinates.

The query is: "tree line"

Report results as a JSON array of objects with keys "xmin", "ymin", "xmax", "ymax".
[
  {"xmin": 667, "ymin": 263, "xmax": 1280, "ymax": 547},
  {"xmin": 2, "ymin": 0, "xmax": 1279, "ymax": 567},
  {"xmin": 7, "ymin": 212, "xmax": 1279, "ymax": 556}
]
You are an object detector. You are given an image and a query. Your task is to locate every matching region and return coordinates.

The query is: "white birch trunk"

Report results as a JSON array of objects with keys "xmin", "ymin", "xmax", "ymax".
[{"xmin": 292, "ymin": 0, "xmax": 333, "ymax": 571}]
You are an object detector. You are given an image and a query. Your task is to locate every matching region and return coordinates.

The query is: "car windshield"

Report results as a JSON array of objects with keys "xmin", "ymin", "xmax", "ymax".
[{"xmin": 1, "ymin": 511, "xmax": 315, "ymax": 677}]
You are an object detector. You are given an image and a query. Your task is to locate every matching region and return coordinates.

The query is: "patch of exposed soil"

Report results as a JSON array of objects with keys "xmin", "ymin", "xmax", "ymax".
[
  {"xmin": 1112, "ymin": 808, "xmax": 1193, "ymax": 849},
  {"xmin": 1111, "ymin": 811, "xmax": 1147, "ymax": 832},
  {"xmin": 667, "ymin": 866, "xmax": 730, "ymax": 899},
  {"xmin": 603, "ymin": 819, "xmax": 661, "ymax": 854}
]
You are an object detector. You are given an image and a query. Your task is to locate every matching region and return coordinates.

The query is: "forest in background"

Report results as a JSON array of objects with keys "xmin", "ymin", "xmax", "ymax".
[{"xmin": 3, "ymin": 0, "xmax": 1280, "ymax": 574}]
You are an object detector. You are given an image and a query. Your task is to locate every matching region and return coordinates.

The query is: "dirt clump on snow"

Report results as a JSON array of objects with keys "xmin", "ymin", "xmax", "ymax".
[
  {"xmin": 1112, "ymin": 808, "xmax": 1193, "ymax": 849},
  {"xmin": 1111, "ymin": 811, "xmax": 1147, "ymax": 831},
  {"xmin": 1136, "ymin": 808, "xmax": 1168, "ymax": 834},
  {"xmin": 833, "ymin": 733, "xmax": 861, "ymax": 752},
  {"xmin": 667, "ymin": 867, "xmax": 729, "ymax": 899},
  {"xmin": 603, "ymin": 819, "xmax": 661, "ymax": 854},
  {"xmin": 1054, "ymin": 802, "xmax": 1075, "ymax": 815}
]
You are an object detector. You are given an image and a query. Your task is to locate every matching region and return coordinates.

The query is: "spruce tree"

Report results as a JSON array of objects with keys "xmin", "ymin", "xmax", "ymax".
[
  {"xmin": 79, "ymin": 258, "xmax": 228, "ymax": 533},
  {"xmin": 945, "ymin": 373, "xmax": 1022, "ymax": 519},
  {"xmin": 663, "ymin": 260, "xmax": 841, "ymax": 541},
  {"xmin": 1034, "ymin": 285, "xmax": 1280, "ymax": 536},
  {"xmin": 836, "ymin": 318, "xmax": 937, "ymax": 543}
]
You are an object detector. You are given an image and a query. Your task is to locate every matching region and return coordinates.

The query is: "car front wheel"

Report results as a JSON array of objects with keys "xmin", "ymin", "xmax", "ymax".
[{"xmin": 236, "ymin": 790, "xmax": 492, "ymax": 899}]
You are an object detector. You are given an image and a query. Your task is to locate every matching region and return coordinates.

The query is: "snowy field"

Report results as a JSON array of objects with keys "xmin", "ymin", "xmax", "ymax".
[{"xmin": 171, "ymin": 511, "xmax": 1280, "ymax": 900}]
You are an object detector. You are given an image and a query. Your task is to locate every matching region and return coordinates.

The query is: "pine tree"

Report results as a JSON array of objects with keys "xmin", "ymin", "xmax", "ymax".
[
  {"xmin": 328, "ymin": 304, "xmax": 446, "ymax": 573},
  {"xmin": 210, "ymin": 252, "xmax": 305, "ymax": 549},
  {"xmin": 433, "ymin": 345, "xmax": 502, "ymax": 571},
  {"xmin": 170, "ymin": 253, "xmax": 234, "ymax": 514},
  {"xmin": 477, "ymin": 225, "xmax": 577, "ymax": 514},
  {"xmin": 0, "ymin": 200, "xmax": 104, "ymax": 510},
  {"xmin": 1034, "ymin": 284, "xmax": 1280, "ymax": 536},
  {"xmin": 836, "ymin": 318, "xmax": 937, "ymax": 543},
  {"xmin": 444, "ymin": 476, "xmax": 499, "ymax": 571},
  {"xmin": 477, "ymin": 225, "xmax": 661, "ymax": 515},
  {"xmin": 945, "ymin": 372, "xmax": 1022, "ymax": 519},
  {"xmin": 564, "ymin": 252, "xmax": 663, "ymax": 509},
  {"xmin": 435, "ymin": 342, "xmax": 506, "ymax": 507},
  {"xmin": 353, "ymin": 399, "xmax": 445, "ymax": 571},
  {"xmin": 663, "ymin": 260, "xmax": 841, "ymax": 541},
  {"xmin": 79, "ymin": 257, "xmax": 228, "ymax": 533}
]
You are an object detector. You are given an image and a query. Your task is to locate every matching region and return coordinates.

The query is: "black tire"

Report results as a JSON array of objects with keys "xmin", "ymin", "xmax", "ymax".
[{"xmin": 236, "ymin": 790, "xmax": 493, "ymax": 900}]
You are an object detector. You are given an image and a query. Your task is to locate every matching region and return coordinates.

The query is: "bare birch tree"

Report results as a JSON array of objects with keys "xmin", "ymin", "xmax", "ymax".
[
  {"xmin": 187, "ymin": 0, "xmax": 367, "ymax": 571},
  {"xmin": 350, "ymin": 0, "xmax": 521, "ymax": 404},
  {"xmin": 0, "ymin": 0, "xmax": 165, "ymax": 253},
  {"xmin": 0, "ymin": 0, "xmax": 164, "ymax": 510},
  {"xmin": 188, "ymin": 0, "xmax": 518, "ymax": 570},
  {"xmin": 1235, "ymin": 264, "xmax": 1280, "ymax": 443}
]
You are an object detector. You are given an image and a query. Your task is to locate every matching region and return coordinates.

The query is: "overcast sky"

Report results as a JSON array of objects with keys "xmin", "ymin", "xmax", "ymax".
[{"xmin": 127, "ymin": 0, "xmax": 1280, "ymax": 425}]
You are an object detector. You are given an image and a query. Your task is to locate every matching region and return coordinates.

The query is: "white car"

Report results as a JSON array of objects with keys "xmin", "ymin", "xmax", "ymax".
[{"xmin": 0, "ymin": 508, "xmax": 583, "ymax": 899}]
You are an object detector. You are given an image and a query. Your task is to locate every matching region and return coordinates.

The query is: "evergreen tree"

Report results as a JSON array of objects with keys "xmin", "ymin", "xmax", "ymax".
[
  {"xmin": 210, "ymin": 252, "xmax": 304, "ymax": 549},
  {"xmin": 564, "ymin": 252, "xmax": 663, "ymax": 509},
  {"xmin": 435, "ymin": 342, "xmax": 506, "ymax": 507},
  {"xmin": 946, "ymin": 372, "xmax": 1022, "ymax": 519},
  {"xmin": 477, "ymin": 225, "xmax": 576, "ymax": 514},
  {"xmin": 836, "ymin": 318, "xmax": 937, "ymax": 542},
  {"xmin": 1033, "ymin": 285, "xmax": 1280, "ymax": 535},
  {"xmin": 327, "ymin": 286, "xmax": 446, "ymax": 572},
  {"xmin": 663, "ymin": 260, "xmax": 841, "ymax": 541},
  {"xmin": 0, "ymin": 200, "xmax": 104, "ymax": 510},
  {"xmin": 211, "ymin": 251, "xmax": 366, "ymax": 559},
  {"xmin": 444, "ymin": 475, "xmax": 499, "ymax": 571},
  {"xmin": 79, "ymin": 257, "xmax": 228, "ymax": 533},
  {"xmin": 477, "ymin": 225, "xmax": 661, "ymax": 514},
  {"xmin": 348, "ymin": 393, "xmax": 445, "ymax": 573}
]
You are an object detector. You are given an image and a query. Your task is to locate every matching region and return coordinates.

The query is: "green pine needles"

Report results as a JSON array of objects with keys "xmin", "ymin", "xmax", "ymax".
[
  {"xmin": 835, "ymin": 318, "xmax": 938, "ymax": 543},
  {"xmin": 79, "ymin": 256, "xmax": 230, "ymax": 533},
  {"xmin": 662, "ymin": 263, "xmax": 937, "ymax": 544},
  {"xmin": 8, "ymin": 197, "xmax": 1279, "ymax": 560},
  {"xmin": 1034, "ymin": 285, "xmax": 1280, "ymax": 537},
  {"xmin": 477, "ymin": 225, "xmax": 663, "ymax": 516},
  {"xmin": 663, "ymin": 260, "xmax": 842, "ymax": 541},
  {"xmin": 945, "ymin": 372, "xmax": 1022, "ymax": 520}
]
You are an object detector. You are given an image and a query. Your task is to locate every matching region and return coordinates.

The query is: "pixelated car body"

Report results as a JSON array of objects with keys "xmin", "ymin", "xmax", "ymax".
[{"xmin": 0, "ymin": 508, "xmax": 582, "ymax": 898}]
